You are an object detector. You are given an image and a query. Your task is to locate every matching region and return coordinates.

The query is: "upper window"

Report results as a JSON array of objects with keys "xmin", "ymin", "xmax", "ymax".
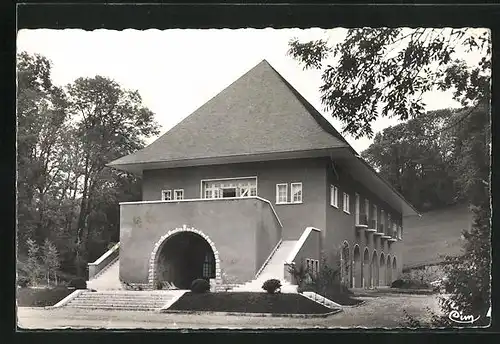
[
  {"xmin": 330, "ymin": 185, "xmax": 339, "ymax": 208},
  {"xmin": 343, "ymin": 192, "xmax": 350, "ymax": 214},
  {"xmin": 291, "ymin": 182, "xmax": 303, "ymax": 203},
  {"xmin": 174, "ymin": 189, "xmax": 184, "ymax": 200},
  {"xmin": 161, "ymin": 190, "xmax": 172, "ymax": 201},
  {"xmin": 202, "ymin": 177, "xmax": 256, "ymax": 199},
  {"xmin": 276, "ymin": 183, "xmax": 288, "ymax": 204}
]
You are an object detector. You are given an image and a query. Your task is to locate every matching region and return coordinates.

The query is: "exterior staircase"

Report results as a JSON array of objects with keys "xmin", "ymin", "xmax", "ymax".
[
  {"xmin": 230, "ymin": 240, "xmax": 299, "ymax": 293},
  {"xmin": 87, "ymin": 258, "xmax": 122, "ymax": 290},
  {"xmin": 64, "ymin": 290, "xmax": 185, "ymax": 311}
]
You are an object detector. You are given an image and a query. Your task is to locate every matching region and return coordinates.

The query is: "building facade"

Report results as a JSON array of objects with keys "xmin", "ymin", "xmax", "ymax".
[{"xmin": 109, "ymin": 60, "xmax": 418, "ymax": 291}]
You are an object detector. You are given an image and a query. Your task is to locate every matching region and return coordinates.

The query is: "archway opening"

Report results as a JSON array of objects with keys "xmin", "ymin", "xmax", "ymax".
[
  {"xmin": 386, "ymin": 255, "xmax": 392, "ymax": 285},
  {"xmin": 155, "ymin": 231, "xmax": 216, "ymax": 289},
  {"xmin": 379, "ymin": 253, "xmax": 386, "ymax": 286},
  {"xmin": 363, "ymin": 248, "xmax": 370, "ymax": 288},
  {"xmin": 372, "ymin": 251, "xmax": 378, "ymax": 287},
  {"xmin": 392, "ymin": 257, "xmax": 397, "ymax": 280},
  {"xmin": 352, "ymin": 245, "xmax": 361, "ymax": 288}
]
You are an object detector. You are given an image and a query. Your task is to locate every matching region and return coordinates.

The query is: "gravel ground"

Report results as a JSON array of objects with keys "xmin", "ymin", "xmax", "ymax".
[{"xmin": 17, "ymin": 293, "xmax": 442, "ymax": 329}]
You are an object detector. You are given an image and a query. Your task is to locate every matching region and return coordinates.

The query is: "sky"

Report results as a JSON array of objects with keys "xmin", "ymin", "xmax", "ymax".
[{"xmin": 17, "ymin": 28, "xmax": 477, "ymax": 154}]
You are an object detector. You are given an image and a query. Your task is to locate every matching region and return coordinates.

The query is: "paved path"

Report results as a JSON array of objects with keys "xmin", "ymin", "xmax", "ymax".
[{"xmin": 17, "ymin": 293, "xmax": 442, "ymax": 329}]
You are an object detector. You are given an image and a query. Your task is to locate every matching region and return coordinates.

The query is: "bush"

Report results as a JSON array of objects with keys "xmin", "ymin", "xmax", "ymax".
[
  {"xmin": 391, "ymin": 271, "xmax": 431, "ymax": 289},
  {"xmin": 18, "ymin": 276, "xmax": 30, "ymax": 288},
  {"xmin": 262, "ymin": 279, "xmax": 282, "ymax": 294},
  {"xmin": 68, "ymin": 277, "xmax": 87, "ymax": 289},
  {"xmin": 190, "ymin": 278, "xmax": 210, "ymax": 293}
]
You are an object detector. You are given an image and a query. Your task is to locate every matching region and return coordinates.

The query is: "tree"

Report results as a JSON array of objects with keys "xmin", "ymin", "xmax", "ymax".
[
  {"xmin": 17, "ymin": 52, "xmax": 158, "ymax": 280},
  {"xmin": 288, "ymin": 28, "xmax": 491, "ymax": 325},
  {"xmin": 65, "ymin": 76, "xmax": 160, "ymax": 275},
  {"xmin": 26, "ymin": 238, "xmax": 41, "ymax": 286},
  {"xmin": 41, "ymin": 238, "xmax": 60, "ymax": 286},
  {"xmin": 288, "ymin": 28, "xmax": 491, "ymax": 138},
  {"xmin": 17, "ymin": 52, "xmax": 68, "ymax": 249},
  {"xmin": 362, "ymin": 109, "xmax": 461, "ymax": 211}
]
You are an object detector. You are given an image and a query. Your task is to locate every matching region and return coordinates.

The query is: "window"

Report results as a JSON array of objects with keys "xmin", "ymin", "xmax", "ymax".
[
  {"xmin": 343, "ymin": 192, "xmax": 350, "ymax": 213},
  {"xmin": 222, "ymin": 187, "xmax": 237, "ymax": 198},
  {"xmin": 174, "ymin": 189, "xmax": 184, "ymax": 200},
  {"xmin": 276, "ymin": 183, "xmax": 288, "ymax": 204},
  {"xmin": 202, "ymin": 253, "xmax": 214, "ymax": 278},
  {"xmin": 161, "ymin": 190, "xmax": 172, "ymax": 201},
  {"xmin": 291, "ymin": 182, "xmax": 303, "ymax": 203},
  {"xmin": 330, "ymin": 185, "xmax": 339, "ymax": 208},
  {"xmin": 202, "ymin": 177, "xmax": 257, "ymax": 199}
]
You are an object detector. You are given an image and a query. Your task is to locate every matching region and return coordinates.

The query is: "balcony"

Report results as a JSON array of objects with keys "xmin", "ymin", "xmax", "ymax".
[
  {"xmin": 374, "ymin": 223, "xmax": 384, "ymax": 236},
  {"xmin": 119, "ymin": 196, "xmax": 283, "ymax": 285},
  {"xmin": 355, "ymin": 213, "xmax": 368, "ymax": 230},
  {"xmin": 365, "ymin": 218, "xmax": 377, "ymax": 233}
]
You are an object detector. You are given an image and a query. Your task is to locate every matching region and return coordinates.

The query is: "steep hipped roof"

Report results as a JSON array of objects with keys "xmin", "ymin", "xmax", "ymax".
[
  {"xmin": 108, "ymin": 60, "xmax": 349, "ymax": 167},
  {"xmin": 109, "ymin": 59, "xmax": 419, "ymax": 216}
]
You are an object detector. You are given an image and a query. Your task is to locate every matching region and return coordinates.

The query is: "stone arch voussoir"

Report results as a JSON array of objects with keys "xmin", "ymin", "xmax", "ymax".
[{"xmin": 148, "ymin": 224, "xmax": 221, "ymax": 290}]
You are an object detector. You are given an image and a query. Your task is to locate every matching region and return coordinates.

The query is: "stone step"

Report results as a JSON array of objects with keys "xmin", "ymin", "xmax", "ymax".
[
  {"xmin": 66, "ymin": 305, "xmax": 158, "ymax": 311},
  {"xmin": 80, "ymin": 293, "xmax": 173, "ymax": 299},
  {"xmin": 68, "ymin": 299, "xmax": 171, "ymax": 304}
]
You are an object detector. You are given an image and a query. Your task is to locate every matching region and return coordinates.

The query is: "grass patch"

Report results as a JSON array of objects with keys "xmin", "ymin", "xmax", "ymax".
[
  {"xmin": 168, "ymin": 292, "xmax": 334, "ymax": 314},
  {"xmin": 17, "ymin": 287, "xmax": 74, "ymax": 307}
]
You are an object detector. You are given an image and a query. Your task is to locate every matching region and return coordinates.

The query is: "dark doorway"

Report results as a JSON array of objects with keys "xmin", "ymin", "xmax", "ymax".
[
  {"xmin": 222, "ymin": 187, "xmax": 237, "ymax": 198},
  {"xmin": 156, "ymin": 232, "xmax": 216, "ymax": 289}
]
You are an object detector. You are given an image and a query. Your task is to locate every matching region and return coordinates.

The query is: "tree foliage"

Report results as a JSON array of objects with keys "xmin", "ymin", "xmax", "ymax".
[
  {"xmin": 289, "ymin": 28, "xmax": 491, "ymax": 326},
  {"xmin": 362, "ymin": 103, "xmax": 489, "ymax": 212},
  {"xmin": 17, "ymin": 52, "xmax": 160, "ymax": 280},
  {"xmin": 288, "ymin": 28, "xmax": 491, "ymax": 138}
]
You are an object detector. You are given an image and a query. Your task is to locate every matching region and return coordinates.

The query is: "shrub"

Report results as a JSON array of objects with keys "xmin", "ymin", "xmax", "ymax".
[
  {"xmin": 68, "ymin": 278, "xmax": 87, "ymax": 289},
  {"xmin": 262, "ymin": 279, "xmax": 281, "ymax": 294},
  {"xmin": 18, "ymin": 276, "xmax": 30, "ymax": 288},
  {"xmin": 156, "ymin": 280, "xmax": 163, "ymax": 290},
  {"xmin": 391, "ymin": 271, "xmax": 431, "ymax": 289},
  {"xmin": 190, "ymin": 278, "xmax": 210, "ymax": 293}
]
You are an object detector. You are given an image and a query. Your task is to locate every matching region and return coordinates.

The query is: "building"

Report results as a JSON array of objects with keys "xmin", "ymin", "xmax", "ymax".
[{"xmin": 106, "ymin": 60, "xmax": 419, "ymax": 292}]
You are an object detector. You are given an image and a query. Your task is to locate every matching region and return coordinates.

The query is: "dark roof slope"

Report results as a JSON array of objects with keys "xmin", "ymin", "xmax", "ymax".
[{"xmin": 109, "ymin": 60, "xmax": 349, "ymax": 167}]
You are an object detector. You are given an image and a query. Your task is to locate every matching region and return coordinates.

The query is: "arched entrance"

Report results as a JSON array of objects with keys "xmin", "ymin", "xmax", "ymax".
[
  {"xmin": 352, "ymin": 245, "xmax": 362, "ymax": 288},
  {"xmin": 340, "ymin": 241, "xmax": 350, "ymax": 288},
  {"xmin": 379, "ymin": 253, "xmax": 386, "ymax": 286},
  {"xmin": 386, "ymin": 255, "xmax": 392, "ymax": 285},
  {"xmin": 149, "ymin": 226, "xmax": 220, "ymax": 290},
  {"xmin": 363, "ymin": 247, "xmax": 370, "ymax": 288},
  {"xmin": 392, "ymin": 257, "xmax": 397, "ymax": 281},
  {"xmin": 372, "ymin": 251, "xmax": 378, "ymax": 288}
]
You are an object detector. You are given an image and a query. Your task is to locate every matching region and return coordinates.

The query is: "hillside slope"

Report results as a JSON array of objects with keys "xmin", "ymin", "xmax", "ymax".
[{"xmin": 403, "ymin": 203, "xmax": 473, "ymax": 269}]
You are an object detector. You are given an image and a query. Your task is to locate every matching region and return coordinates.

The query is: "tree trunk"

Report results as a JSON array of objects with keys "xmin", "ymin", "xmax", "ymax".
[{"xmin": 75, "ymin": 155, "xmax": 90, "ymax": 277}]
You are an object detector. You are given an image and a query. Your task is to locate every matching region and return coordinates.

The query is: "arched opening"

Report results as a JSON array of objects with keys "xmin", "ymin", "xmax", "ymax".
[
  {"xmin": 372, "ymin": 251, "xmax": 378, "ymax": 288},
  {"xmin": 340, "ymin": 241, "xmax": 350, "ymax": 288},
  {"xmin": 392, "ymin": 257, "xmax": 397, "ymax": 280},
  {"xmin": 379, "ymin": 252, "xmax": 386, "ymax": 286},
  {"xmin": 386, "ymin": 254, "xmax": 392, "ymax": 285},
  {"xmin": 153, "ymin": 231, "xmax": 216, "ymax": 289},
  {"xmin": 363, "ymin": 248, "xmax": 370, "ymax": 289},
  {"xmin": 352, "ymin": 245, "xmax": 362, "ymax": 288}
]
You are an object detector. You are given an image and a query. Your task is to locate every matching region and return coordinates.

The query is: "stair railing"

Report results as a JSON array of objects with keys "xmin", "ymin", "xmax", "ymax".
[{"xmin": 88, "ymin": 242, "xmax": 120, "ymax": 280}]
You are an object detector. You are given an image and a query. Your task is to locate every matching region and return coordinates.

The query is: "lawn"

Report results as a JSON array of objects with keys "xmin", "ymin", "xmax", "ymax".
[
  {"xmin": 167, "ymin": 292, "xmax": 335, "ymax": 314},
  {"xmin": 403, "ymin": 203, "xmax": 472, "ymax": 269},
  {"xmin": 17, "ymin": 287, "xmax": 74, "ymax": 307}
]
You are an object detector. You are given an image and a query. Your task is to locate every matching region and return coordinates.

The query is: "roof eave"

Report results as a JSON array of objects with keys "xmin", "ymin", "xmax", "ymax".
[{"xmin": 351, "ymin": 151, "xmax": 421, "ymax": 217}]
